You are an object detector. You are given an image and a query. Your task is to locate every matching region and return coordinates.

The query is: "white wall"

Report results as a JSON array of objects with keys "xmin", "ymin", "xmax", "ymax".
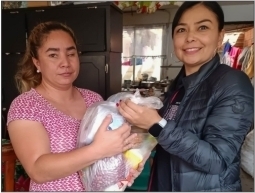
[
  {"xmin": 123, "ymin": 2, "xmax": 254, "ymax": 79},
  {"xmin": 221, "ymin": 3, "xmax": 254, "ymax": 22}
]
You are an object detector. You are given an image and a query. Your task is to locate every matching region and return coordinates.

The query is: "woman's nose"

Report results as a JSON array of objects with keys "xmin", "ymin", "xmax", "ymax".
[
  {"xmin": 60, "ymin": 55, "xmax": 71, "ymax": 68},
  {"xmin": 186, "ymin": 31, "xmax": 196, "ymax": 43}
]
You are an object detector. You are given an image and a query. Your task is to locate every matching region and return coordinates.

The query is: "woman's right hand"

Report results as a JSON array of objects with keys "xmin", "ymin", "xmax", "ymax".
[{"xmin": 92, "ymin": 115, "xmax": 137, "ymax": 158}]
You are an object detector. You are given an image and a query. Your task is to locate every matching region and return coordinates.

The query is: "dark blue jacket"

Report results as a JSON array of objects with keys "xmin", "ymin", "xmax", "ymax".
[{"xmin": 152, "ymin": 54, "xmax": 254, "ymax": 191}]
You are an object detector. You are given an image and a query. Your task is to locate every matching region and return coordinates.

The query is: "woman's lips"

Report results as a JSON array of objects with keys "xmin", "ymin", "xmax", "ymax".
[
  {"xmin": 183, "ymin": 47, "xmax": 202, "ymax": 54},
  {"xmin": 59, "ymin": 72, "xmax": 72, "ymax": 77}
]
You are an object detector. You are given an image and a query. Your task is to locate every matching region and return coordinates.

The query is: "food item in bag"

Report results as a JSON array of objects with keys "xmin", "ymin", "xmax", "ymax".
[
  {"xmin": 124, "ymin": 133, "xmax": 157, "ymax": 169},
  {"xmin": 79, "ymin": 153, "xmax": 129, "ymax": 191},
  {"xmin": 240, "ymin": 130, "xmax": 254, "ymax": 178},
  {"xmin": 77, "ymin": 102, "xmax": 124, "ymax": 146},
  {"xmin": 77, "ymin": 102, "xmax": 129, "ymax": 191},
  {"xmin": 77, "ymin": 90, "xmax": 163, "ymax": 191}
]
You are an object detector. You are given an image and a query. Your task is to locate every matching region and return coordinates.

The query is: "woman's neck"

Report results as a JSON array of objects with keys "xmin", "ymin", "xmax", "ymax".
[
  {"xmin": 184, "ymin": 55, "xmax": 215, "ymax": 76},
  {"xmin": 37, "ymin": 81, "xmax": 75, "ymax": 103},
  {"xmin": 184, "ymin": 65, "xmax": 202, "ymax": 76}
]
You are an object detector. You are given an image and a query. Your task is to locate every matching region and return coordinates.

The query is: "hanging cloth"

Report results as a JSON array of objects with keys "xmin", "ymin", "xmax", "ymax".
[
  {"xmin": 223, "ymin": 41, "xmax": 232, "ymax": 55},
  {"xmin": 221, "ymin": 52, "xmax": 231, "ymax": 66},
  {"xmin": 229, "ymin": 47, "xmax": 242, "ymax": 69},
  {"xmin": 244, "ymin": 45, "xmax": 254, "ymax": 78},
  {"xmin": 237, "ymin": 46, "xmax": 249, "ymax": 67}
]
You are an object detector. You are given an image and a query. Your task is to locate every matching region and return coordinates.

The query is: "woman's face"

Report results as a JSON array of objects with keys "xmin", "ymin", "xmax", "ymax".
[
  {"xmin": 32, "ymin": 30, "xmax": 79, "ymax": 88},
  {"xmin": 173, "ymin": 4, "xmax": 224, "ymax": 70}
]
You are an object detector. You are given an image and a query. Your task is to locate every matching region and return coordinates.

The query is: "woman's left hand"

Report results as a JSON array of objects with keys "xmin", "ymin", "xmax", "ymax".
[
  {"xmin": 118, "ymin": 100, "xmax": 162, "ymax": 130},
  {"xmin": 127, "ymin": 152, "xmax": 151, "ymax": 187}
]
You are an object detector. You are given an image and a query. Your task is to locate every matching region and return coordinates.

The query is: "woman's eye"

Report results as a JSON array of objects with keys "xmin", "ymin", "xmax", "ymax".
[
  {"xmin": 49, "ymin": 54, "xmax": 57, "ymax": 58},
  {"xmin": 176, "ymin": 28, "xmax": 185, "ymax": 33},
  {"xmin": 68, "ymin": 53, "xmax": 75, "ymax": 57},
  {"xmin": 199, "ymin": 26, "xmax": 208, "ymax": 30}
]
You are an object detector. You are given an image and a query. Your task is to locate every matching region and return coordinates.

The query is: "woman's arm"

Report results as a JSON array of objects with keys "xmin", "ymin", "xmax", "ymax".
[
  {"xmin": 156, "ymin": 71, "xmax": 254, "ymax": 174},
  {"xmin": 8, "ymin": 116, "xmax": 134, "ymax": 184}
]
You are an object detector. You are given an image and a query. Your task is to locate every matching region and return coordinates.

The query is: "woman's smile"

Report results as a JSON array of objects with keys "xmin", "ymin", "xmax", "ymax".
[{"xmin": 183, "ymin": 47, "xmax": 202, "ymax": 54}]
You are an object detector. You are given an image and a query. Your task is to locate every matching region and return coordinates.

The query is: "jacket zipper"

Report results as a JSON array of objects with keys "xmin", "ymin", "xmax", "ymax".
[
  {"xmin": 170, "ymin": 91, "xmax": 179, "ymax": 104},
  {"xmin": 169, "ymin": 90, "xmax": 181, "ymax": 192},
  {"xmin": 161, "ymin": 90, "xmax": 179, "ymax": 118},
  {"xmin": 174, "ymin": 93, "xmax": 186, "ymax": 123},
  {"xmin": 170, "ymin": 154, "xmax": 174, "ymax": 191},
  {"xmin": 148, "ymin": 90, "xmax": 180, "ymax": 191}
]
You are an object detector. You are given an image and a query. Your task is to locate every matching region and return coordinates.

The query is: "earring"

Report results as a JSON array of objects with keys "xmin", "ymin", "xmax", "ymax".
[{"xmin": 37, "ymin": 69, "xmax": 40, "ymax": 73}]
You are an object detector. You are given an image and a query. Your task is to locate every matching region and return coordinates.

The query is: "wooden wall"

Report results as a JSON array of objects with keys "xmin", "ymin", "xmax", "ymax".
[
  {"xmin": 27, "ymin": 1, "xmax": 50, "ymax": 7},
  {"xmin": 243, "ymin": 28, "xmax": 254, "ymax": 47}
]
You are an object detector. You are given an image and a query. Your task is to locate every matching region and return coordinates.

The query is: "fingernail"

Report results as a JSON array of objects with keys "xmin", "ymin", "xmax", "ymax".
[
  {"xmin": 116, "ymin": 103, "xmax": 119, "ymax": 107},
  {"xmin": 106, "ymin": 114, "xmax": 111, "ymax": 118}
]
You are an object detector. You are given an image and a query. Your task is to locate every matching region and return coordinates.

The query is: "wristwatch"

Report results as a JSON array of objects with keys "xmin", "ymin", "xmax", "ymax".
[
  {"xmin": 148, "ymin": 118, "xmax": 167, "ymax": 138},
  {"xmin": 158, "ymin": 118, "xmax": 167, "ymax": 128}
]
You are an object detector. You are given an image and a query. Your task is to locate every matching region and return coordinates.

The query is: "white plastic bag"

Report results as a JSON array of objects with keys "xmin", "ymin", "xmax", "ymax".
[
  {"xmin": 240, "ymin": 130, "xmax": 254, "ymax": 178},
  {"xmin": 107, "ymin": 89, "xmax": 163, "ymax": 109},
  {"xmin": 77, "ymin": 90, "xmax": 162, "ymax": 191},
  {"xmin": 106, "ymin": 92, "xmax": 133, "ymax": 103}
]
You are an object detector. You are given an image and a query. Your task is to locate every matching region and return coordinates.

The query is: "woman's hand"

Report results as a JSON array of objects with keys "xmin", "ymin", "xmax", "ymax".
[
  {"xmin": 92, "ymin": 115, "xmax": 137, "ymax": 158},
  {"xmin": 118, "ymin": 100, "xmax": 162, "ymax": 130},
  {"xmin": 127, "ymin": 152, "xmax": 151, "ymax": 187}
]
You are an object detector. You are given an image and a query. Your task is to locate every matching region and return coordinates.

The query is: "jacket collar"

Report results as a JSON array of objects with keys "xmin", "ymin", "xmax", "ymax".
[{"xmin": 176, "ymin": 54, "xmax": 221, "ymax": 91}]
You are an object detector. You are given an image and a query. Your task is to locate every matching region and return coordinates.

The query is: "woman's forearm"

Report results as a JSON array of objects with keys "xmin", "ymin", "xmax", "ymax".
[{"xmin": 30, "ymin": 144, "xmax": 102, "ymax": 184}]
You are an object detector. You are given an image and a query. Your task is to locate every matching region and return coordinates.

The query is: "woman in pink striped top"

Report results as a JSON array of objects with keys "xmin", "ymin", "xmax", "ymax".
[{"xmin": 7, "ymin": 21, "xmax": 143, "ymax": 191}]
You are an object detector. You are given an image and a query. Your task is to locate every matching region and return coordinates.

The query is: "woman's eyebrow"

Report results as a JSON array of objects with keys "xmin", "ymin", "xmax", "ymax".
[
  {"xmin": 46, "ymin": 48, "xmax": 59, "ymax": 53},
  {"xmin": 45, "ymin": 46, "xmax": 76, "ymax": 53},
  {"xmin": 195, "ymin": 19, "xmax": 212, "ymax": 24},
  {"xmin": 66, "ymin": 46, "xmax": 76, "ymax": 51},
  {"xmin": 177, "ymin": 19, "xmax": 213, "ymax": 27}
]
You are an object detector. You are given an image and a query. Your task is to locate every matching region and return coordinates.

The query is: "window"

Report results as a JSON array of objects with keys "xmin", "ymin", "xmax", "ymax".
[{"xmin": 122, "ymin": 25, "xmax": 167, "ymax": 82}]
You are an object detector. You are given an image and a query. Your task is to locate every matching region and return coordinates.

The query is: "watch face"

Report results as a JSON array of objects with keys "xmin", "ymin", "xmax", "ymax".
[{"xmin": 149, "ymin": 123, "xmax": 163, "ymax": 138}]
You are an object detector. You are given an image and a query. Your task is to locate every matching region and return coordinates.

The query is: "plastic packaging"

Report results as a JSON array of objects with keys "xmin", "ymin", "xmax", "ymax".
[
  {"xmin": 106, "ymin": 92, "xmax": 133, "ymax": 104},
  {"xmin": 77, "ymin": 89, "xmax": 162, "ymax": 191},
  {"xmin": 240, "ymin": 130, "xmax": 254, "ymax": 178},
  {"xmin": 107, "ymin": 89, "xmax": 163, "ymax": 110}
]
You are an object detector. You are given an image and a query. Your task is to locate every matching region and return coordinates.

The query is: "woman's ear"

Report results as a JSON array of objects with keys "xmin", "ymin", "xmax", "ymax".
[
  {"xmin": 32, "ymin": 57, "xmax": 41, "ymax": 72},
  {"xmin": 217, "ymin": 29, "xmax": 225, "ymax": 48}
]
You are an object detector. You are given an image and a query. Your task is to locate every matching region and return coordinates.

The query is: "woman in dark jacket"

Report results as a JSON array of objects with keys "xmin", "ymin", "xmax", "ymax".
[{"xmin": 118, "ymin": 2, "xmax": 254, "ymax": 192}]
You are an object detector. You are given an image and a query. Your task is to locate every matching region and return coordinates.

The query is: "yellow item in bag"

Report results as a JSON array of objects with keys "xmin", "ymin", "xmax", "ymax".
[{"xmin": 124, "ymin": 149, "xmax": 143, "ymax": 169}]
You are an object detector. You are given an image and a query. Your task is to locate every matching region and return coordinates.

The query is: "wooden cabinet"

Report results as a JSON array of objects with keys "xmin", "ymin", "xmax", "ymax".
[
  {"xmin": 26, "ymin": 7, "xmax": 106, "ymax": 52},
  {"xmin": 2, "ymin": 54, "xmax": 22, "ymax": 139},
  {"xmin": 1, "ymin": 2, "xmax": 123, "ymax": 134},
  {"xmin": 73, "ymin": 52, "xmax": 122, "ymax": 99},
  {"xmin": 2, "ymin": 54, "xmax": 21, "ymax": 111},
  {"xmin": 74, "ymin": 55, "xmax": 106, "ymax": 98},
  {"xmin": 2, "ymin": 11, "xmax": 27, "ymax": 53}
]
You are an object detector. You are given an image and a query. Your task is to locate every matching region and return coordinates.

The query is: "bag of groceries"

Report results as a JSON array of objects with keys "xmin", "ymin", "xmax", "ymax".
[
  {"xmin": 77, "ymin": 89, "xmax": 163, "ymax": 191},
  {"xmin": 241, "ymin": 129, "xmax": 254, "ymax": 178}
]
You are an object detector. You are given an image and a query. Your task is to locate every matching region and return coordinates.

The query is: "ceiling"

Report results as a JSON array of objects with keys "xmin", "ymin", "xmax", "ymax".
[{"xmin": 217, "ymin": 1, "xmax": 254, "ymax": 6}]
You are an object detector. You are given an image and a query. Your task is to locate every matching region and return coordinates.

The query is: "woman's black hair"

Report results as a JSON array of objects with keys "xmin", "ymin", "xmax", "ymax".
[{"xmin": 172, "ymin": 1, "xmax": 224, "ymax": 38}]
